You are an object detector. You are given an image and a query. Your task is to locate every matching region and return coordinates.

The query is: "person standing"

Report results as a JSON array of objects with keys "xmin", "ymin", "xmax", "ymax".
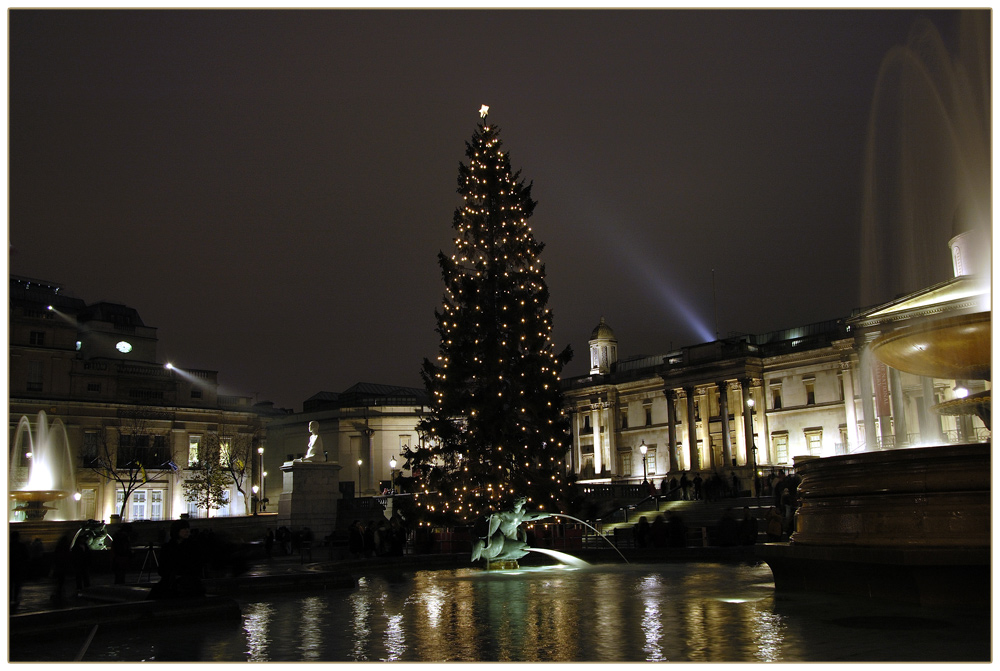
[
  {"xmin": 9, "ymin": 531, "xmax": 29, "ymax": 612},
  {"xmin": 111, "ymin": 524, "xmax": 133, "ymax": 584}
]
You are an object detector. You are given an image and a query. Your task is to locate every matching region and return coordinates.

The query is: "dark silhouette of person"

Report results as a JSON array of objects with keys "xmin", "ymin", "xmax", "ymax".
[
  {"xmin": 71, "ymin": 534, "xmax": 92, "ymax": 591},
  {"xmin": 50, "ymin": 533, "xmax": 72, "ymax": 605},
  {"xmin": 634, "ymin": 516, "xmax": 651, "ymax": 548},
  {"xmin": 659, "ymin": 477, "xmax": 669, "ymax": 499},
  {"xmin": 389, "ymin": 516, "xmax": 406, "ymax": 557},
  {"xmin": 28, "ymin": 537, "xmax": 45, "ymax": 579},
  {"xmin": 264, "ymin": 529, "xmax": 274, "ymax": 557},
  {"xmin": 717, "ymin": 508, "xmax": 740, "ymax": 546},
  {"xmin": 666, "ymin": 513, "xmax": 687, "ymax": 548},
  {"xmin": 731, "ymin": 472, "xmax": 740, "ymax": 497},
  {"xmin": 152, "ymin": 519, "xmax": 204, "ymax": 598},
  {"xmin": 650, "ymin": 514, "xmax": 668, "ymax": 548},
  {"xmin": 679, "ymin": 473, "xmax": 691, "ymax": 500},
  {"xmin": 765, "ymin": 506, "xmax": 784, "ymax": 542},
  {"xmin": 10, "ymin": 530, "xmax": 29, "ymax": 612},
  {"xmin": 348, "ymin": 520, "xmax": 365, "ymax": 558},
  {"xmin": 363, "ymin": 521, "xmax": 376, "ymax": 558},
  {"xmin": 739, "ymin": 506, "xmax": 758, "ymax": 545},
  {"xmin": 692, "ymin": 473, "xmax": 703, "ymax": 501},
  {"xmin": 111, "ymin": 524, "xmax": 133, "ymax": 584}
]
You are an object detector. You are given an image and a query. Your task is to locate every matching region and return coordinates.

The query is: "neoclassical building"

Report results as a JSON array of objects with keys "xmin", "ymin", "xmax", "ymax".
[
  {"xmin": 562, "ymin": 304, "xmax": 986, "ymax": 486},
  {"xmin": 262, "ymin": 383, "xmax": 430, "ymax": 499},
  {"xmin": 9, "ymin": 276, "xmax": 282, "ymax": 522}
]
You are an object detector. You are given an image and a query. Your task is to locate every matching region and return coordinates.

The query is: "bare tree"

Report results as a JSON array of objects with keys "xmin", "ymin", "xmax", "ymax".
[
  {"xmin": 86, "ymin": 405, "xmax": 176, "ymax": 519},
  {"xmin": 182, "ymin": 457, "xmax": 230, "ymax": 517},
  {"xmin": 210, "ymin": 418, "xmax": 263, "ymax": 515}
]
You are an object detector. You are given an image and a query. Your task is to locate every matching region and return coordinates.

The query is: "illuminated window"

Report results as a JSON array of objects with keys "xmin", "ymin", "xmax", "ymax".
[
  {"xmin": 188, "ymin": 435, "xmax": 201, "ymax": 466},
  {"xmin": 131, "ymin": 490, "xmax": 147, "ymax": 520},
  {"xmin": 805, "ymin": 428, "xmax": 823, "ymax": 455},
  {"xmin": 772, "ymin": 432, "xmax": 789, "ymax": 464},
  {"xmin": 770, "ymin": 383, "xmax": 782, "ymax": 410},
  {"xmin": 150, "ymin": 490, "xmax": 164, "ymax": 521},
  {"xmin": 619, "ymin": 450, "xmax": 632, "ymax": 476}
]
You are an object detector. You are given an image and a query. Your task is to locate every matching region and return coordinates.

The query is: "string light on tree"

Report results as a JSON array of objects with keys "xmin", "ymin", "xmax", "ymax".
[{"xmin": 402, "ymin": 106, "xmax": 573, "ymax": 526}]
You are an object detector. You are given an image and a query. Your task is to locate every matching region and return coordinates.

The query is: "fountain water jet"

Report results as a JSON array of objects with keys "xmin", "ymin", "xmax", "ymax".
[
  {"xmin": 9, "ymin": 411, "xmax": 78, "ymax": 521},
  {"xmin": 470, "ymin": 500, "xmax": 629, "ymax": 570}
]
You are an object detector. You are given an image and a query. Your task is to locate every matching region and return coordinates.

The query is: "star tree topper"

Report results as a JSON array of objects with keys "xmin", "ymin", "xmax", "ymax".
[{"xmin": 479, "ymin": 104, "xmax": 490, "ymax": 119}]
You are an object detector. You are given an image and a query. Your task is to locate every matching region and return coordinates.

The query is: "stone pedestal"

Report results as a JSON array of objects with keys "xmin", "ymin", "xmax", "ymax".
[{"xmin": 277, "ymin": 461, "xmax": 343, "ymax": 533}]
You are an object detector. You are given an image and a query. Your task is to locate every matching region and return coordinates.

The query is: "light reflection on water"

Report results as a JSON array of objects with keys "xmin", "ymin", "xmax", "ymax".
[{"xmin": 9, "ymin": 561, "xmax": 990, "ymax": 663}]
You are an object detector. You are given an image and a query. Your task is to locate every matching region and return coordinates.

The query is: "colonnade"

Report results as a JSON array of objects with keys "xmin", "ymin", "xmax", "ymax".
[{"xmin": 573, "ymin": 377, "xmax": 769, "ymax": 478}]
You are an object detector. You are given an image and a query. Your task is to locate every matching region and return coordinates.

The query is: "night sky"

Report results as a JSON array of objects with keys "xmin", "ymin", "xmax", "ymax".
[{"xmin": 8, "ymin": 8, "xmax": 972, "ymax": 411}]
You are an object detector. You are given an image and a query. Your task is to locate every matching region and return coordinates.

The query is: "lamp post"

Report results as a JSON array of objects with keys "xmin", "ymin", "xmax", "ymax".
[
  {"xmin": 639, "ymin": 441, "xmax": 648, "ymax": 484},
  {"xmin": 257, "ymin": 446, "xmax": 265, "ymax": 511},
  {"xmin": 251, "ymin": 485, "xmax": 259, "ymax": 515},
  {"xmin": 747, "ymin": 396, "xmax": 759, "ymax": 503},
  {"xmin": 389, "ymin": 457, "xmax": 397, "ymax": 494},
  {"xmin": 261, "ymin": 471, "xmax": 268, "ymax": 511},
  {"xmin": 357, "ymin": 459, "xmax": 363, "ymax": 495}
]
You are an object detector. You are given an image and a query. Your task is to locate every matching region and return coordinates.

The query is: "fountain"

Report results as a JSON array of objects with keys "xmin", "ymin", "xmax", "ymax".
[
  {"xmin": 470, "ymin": 498, "xmax": 628, "ymax": 569},
  {"xmin": 758, "ymin": 11, "xmax": 990, "ymax": 608},
  {"xmin": 9, "ymin": 411, "xmax": 78, "ymax": 521}
]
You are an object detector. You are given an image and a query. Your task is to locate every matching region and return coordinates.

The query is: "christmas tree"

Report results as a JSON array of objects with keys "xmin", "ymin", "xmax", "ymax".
[{"xmin": 404, "ymin": 106, "xmax": 573, "ymax": 526}]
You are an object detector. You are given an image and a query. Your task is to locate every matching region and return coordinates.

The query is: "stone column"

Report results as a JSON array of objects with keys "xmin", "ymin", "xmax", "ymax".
[
  {"xmin": 697, "ymin": 388, "xmax": 711, "ymax": 470},
  {"xmin": 740, "ymin": 379, "xmax": 755, "ymax": 466},
  {"xmin": 733, "ymin": 383, "xmax": 746, "ymax": 465},
  {"xmin": 666, "ymin": 389, "xmax": 680, "ymax": 472},
  {"xmin": 921, "ymin": 376, "xmax": 945, "ymax": 443},
  {"xmin": 889, "ymin": 368, "xmax": 909, "ymax": 447},
  {"xmin": 685, "ymin": 387, "xmax": 700, "ymax": 470},
  {"xmin": 717, "ymin": 381, "xmax": 733, "ymax": 467},
  {"xmin": 591, "ymin": 407, "xmax": 602, "ymax": 474},
  {"xmin": 841, "ymin": 362, "xmax": 860, "ymax": 452},
  {"xmin": 858, "ymin": 345, "xmax": 878, "ymax": 450}
]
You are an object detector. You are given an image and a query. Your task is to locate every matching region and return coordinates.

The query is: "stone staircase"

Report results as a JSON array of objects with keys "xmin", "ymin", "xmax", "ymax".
[{"xmin": 590, "ymin": 495, "xmax": 774, "ymax": 548}]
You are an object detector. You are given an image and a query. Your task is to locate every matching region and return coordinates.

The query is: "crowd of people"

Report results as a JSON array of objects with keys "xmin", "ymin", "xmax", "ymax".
[{"xmin": 346, "ymin": 515, "xmax": 407, "ymax": 559}]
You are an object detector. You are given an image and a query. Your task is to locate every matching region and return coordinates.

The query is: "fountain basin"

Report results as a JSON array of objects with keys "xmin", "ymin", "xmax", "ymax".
[
  {"xmin": 758, "ymin": 444, "xmax": 990, "ymax": 606},
  {"xmin": 869, "ymin": 311, "xmax": 991, "ymax": 380},
  {"xmin": 11, "ymin": 491, "xmax": 69, "ymax": 521}
]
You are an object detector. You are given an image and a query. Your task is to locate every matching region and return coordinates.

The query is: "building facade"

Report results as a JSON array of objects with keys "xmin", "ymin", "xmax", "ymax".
[
  {"xmin": 562, "ymin": 312, "xmax": 985, "ymax": 488},
  {"xmin": 262, "ymin": 383, "xmax": 430, "ymax": 499},
  {"xmin": 9, "ymin": 276, "xmax": 280, "ymax": 523}
]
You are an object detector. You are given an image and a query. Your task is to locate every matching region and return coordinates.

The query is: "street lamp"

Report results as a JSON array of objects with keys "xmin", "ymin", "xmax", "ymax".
[
  {"xmin": 357, "ymin": 459, "xmax": 363, "ymax": 494},
  {"xmin": 389, "ymin": 457, "xmax": 397, "ymax": 494},
  {"xmin": 747, "ymin": 396, "xmax": 759, "ymax": 503},
  {"xmin": 251, "ymin": 485, "xmax": 259, "ymax": 515},
  {"xmin": 257, "ymin": 446, "xmax": 265, "ymax": 510},
  {"xmin": 639, "ymin": 441, "xmax": 648, "ymax": 484}
]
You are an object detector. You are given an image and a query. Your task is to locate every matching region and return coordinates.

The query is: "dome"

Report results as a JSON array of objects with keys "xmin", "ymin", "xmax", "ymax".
[{"xmin": 590, "ymin": 317, "xmax": 617, "ymax": 341}]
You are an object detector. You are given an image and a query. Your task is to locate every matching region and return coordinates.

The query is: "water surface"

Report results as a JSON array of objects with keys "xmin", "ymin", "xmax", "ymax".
[{"xmin": 11, "ymin": 562, "xmax": 990, "ymax": 662}]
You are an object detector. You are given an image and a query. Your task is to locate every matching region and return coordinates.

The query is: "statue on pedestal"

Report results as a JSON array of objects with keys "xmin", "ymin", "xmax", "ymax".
[{"xmin": 295, "ymin": 421, "xmax": 324, "ymax": 463}]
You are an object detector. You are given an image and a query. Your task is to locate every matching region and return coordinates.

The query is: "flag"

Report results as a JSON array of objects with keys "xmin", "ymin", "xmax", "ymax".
[
  {"xmin": 140, "ymin": 465, "xmax": 148, "ymax": 483},
  {"xmin": 166, "ymin": 461, "xmax": 179, "ymax": 472}
]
